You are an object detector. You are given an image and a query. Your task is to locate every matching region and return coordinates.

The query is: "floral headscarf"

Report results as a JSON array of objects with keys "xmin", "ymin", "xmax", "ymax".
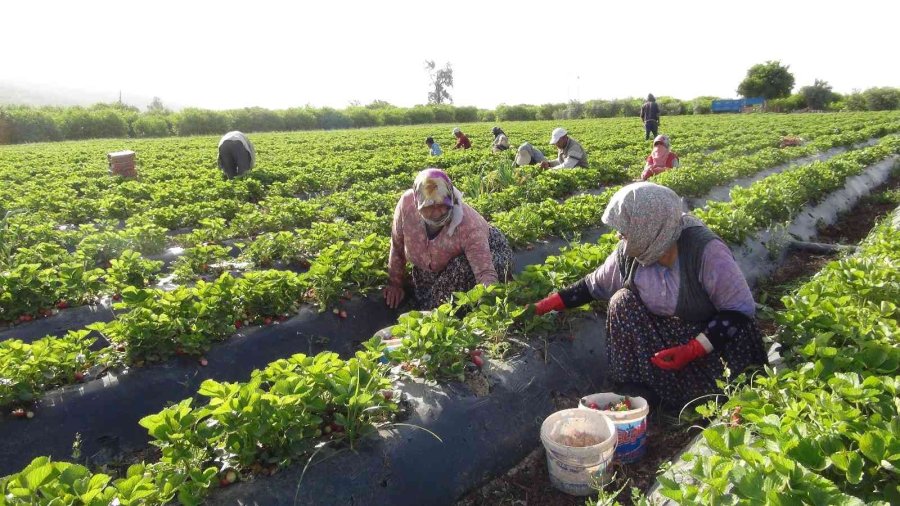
[
  {"xmin": 651, "ymin": 135, "xmax": 671, "ymax": 167},
  {"xmin": 413, "ymin": 168, "xmax": 465, "ymax": 236},
  {"xmin": 601, "ymin": 182, "xmax": 703, "ymax": 265}
]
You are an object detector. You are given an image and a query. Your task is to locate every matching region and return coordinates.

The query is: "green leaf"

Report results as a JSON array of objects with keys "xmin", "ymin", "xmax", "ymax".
[{"xmin": 857, "ymin": 432, "xmax": 886, "ymax": 464}]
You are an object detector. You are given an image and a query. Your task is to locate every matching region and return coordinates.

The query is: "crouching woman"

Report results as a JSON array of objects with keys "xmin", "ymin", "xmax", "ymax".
[
  {"xmin": 384, "ymin": 168, "xmax": 513, "ymax": 310},
  {"xmin": 532, "ymin": 182, "xmax": 766, "ymax": 408}
]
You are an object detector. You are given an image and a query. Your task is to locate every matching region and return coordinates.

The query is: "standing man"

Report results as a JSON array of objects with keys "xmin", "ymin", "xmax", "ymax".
[
  {"xmin": 540, "ymin": 127, "xmax": 589, "ymax": 169},
  {"xmin": 452, "ymin": 127, "xmax": 472, "ymax": 149},
  {"xmin": 218, "ymin": 131, "xmax": 256, "ymax": 180},
  {"xmin": 640, "ymin": 94, "xmax": 661, "ymax": 140}
]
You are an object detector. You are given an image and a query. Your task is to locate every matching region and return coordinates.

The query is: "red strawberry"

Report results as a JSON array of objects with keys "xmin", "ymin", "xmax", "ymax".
[
  {"xmin": 263, "ymin": 317, "xmax": 273, "ymax": 325},
  {"xmin": 330, "ymin": 423, "xmax": 345, "ymax": 433},
  {"xmin": 277, "ymin": 314, "xmax": 288, "ymax": 322},
  {"xmin": 199, "ymin": 357, "xmax": 208, "ymax": 367},
  {"xmin": 472, "ymin": 355, "xmax": 484, "ymax": 368},
  {"xmin": 112, "ymin": 293, "xmax": 122, "ymax": 301},
  {"xmin": 74, "ymin": 372, "xmax": 85, "ymax": 382},
  {"xmin": 234, "ymin": 320, "xmax": 243, "ymax": 329},
  {"xmin": 338, "ymin": 310, "xmax": 348, "ymax": 319},
  {"xmin": 11, "ymin": 408, "xmax": 25, "ymax": 418},
  {"xmin": 381, "ymin": 390, "xmax": 394, "ymax": 401},
  {"xmin": 116, "ymin": 344, "xmax": 126, "ymax": 352},
  {"xmin": 219, "ymin": 478, "xmax": 230, "ymax": 488},
  {"xmin": 56, "ymin": 300, "xmax": 70, "ymax": 310},
  {"xmin": 588, "ymin": 402, "xmax": 600, "ymax": 410},
  {"xmin": 470, "ymin": 349, "xmax": 483, "ymax": 357}
]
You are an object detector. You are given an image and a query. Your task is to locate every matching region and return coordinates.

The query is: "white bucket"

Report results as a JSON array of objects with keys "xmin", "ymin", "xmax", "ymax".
[
  {"xmin": 579, "ymin": 393, "xmax": 649, "ymax": 464},
  {"xmin": 539, "ymin": 408, "xmax": 617, "ymax": 496}
]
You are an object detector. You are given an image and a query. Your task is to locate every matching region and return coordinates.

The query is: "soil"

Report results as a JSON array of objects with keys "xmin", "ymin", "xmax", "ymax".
[{"xmin": 755, "ymin": 170, "xmax": 900, "ymax": 318}]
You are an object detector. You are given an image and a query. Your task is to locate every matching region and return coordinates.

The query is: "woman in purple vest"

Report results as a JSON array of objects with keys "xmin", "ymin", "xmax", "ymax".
[{"xmin": 531, "ymin": 182, "xmax": 766, "ymax": 408}]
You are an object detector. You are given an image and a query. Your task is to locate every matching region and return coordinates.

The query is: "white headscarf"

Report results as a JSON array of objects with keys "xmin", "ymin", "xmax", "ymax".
[{"xmin": 601, "ymin": 182, "xmax": 703, "ymax": 265}]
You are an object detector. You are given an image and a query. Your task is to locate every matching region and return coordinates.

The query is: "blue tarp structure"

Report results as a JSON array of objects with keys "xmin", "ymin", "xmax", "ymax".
[{"xmin": 711, "ymin": 97, "xmax": 764, "ymax": 112}]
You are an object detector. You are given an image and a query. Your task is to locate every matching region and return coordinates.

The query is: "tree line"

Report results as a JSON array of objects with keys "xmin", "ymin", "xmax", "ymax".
[{"xmin": 1, "ymin": 87, "xmax": 898, "ymax": 145}]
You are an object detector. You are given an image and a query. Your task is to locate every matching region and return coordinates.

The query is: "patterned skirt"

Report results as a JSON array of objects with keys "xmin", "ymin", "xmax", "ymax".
[
  {"xmin": 606, "ymin": 288, "xmax": 767, "ymax": 409},
  {"xmin": 411, "ymin": 227, "xmax": 513, "ymax": 310}
]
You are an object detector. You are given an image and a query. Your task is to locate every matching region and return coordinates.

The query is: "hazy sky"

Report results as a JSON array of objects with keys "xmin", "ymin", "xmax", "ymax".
[{"xmin": 3, "ymin": 0, "xmax": 897, "ymax": 110}]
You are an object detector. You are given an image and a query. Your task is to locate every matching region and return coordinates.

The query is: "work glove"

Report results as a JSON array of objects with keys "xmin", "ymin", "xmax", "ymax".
[
  {"xmin": 534, "ymin": 279, "xmax": 595, "ymax": 315},
  {"xmin": 651, "ymin": 337, "xmax": 709, "ymax": 371},
  {"xmin": 534, "ymin": 293, "xmax": 565, "ymax": 315}
]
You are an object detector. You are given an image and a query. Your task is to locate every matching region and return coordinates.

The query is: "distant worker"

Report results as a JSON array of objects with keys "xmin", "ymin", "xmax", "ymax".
[
  {"xmin": 218, "ymin": 131, "xmax": 256, "ymax": 180},
  {"xmin": 641, "ymin": 135, "xmax": 680, "ymax": 180},
  {"xmin": 384, "ymin": 168, "xmax": 512, "ymax": 310},
  {"xmin": 540, "ymin": 128, "xmax": 589, "ymax": 169},
  {"xmin": 640, "ymin": 94, "xmax": 661, "ymax": 140},
  {"xmin": 452, "ymin": 127, "xmax": 472, "ymax": 149},
  {"xmin": 514, "ymin": 142, "xmax": 548, "ymax": 166},
  {"xmin": 491, "ymin": 126, "xmax": 510, "ymax": 152},
  {"xmin": 426, "ymin": 136, "xmax": 443, "ymax": 156}
]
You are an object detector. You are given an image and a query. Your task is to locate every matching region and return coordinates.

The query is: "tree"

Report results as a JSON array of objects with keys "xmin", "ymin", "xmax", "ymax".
[
  {"xmin": 799, "ymin": 79, "xmax": 836, "ymax": 110},
  {"xmin": 737, "ymin": 61, "xmax": 795, "ymax": 100},
  {"xmin": 147, "ymin": 97, "xmax": 170, "ymax": 115},
  {"xmin": 425, "ymin": 60, "xmax": 453, "ymax": 105}
]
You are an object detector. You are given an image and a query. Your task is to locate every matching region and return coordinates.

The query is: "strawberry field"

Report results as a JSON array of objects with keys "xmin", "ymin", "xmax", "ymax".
[{"xmin": 1, "ymin": 112, "xmax": 899, "ymax": 505}]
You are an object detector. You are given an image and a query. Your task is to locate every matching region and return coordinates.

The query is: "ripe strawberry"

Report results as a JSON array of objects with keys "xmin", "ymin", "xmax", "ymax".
[
  {"xmin": 12, "ymin": 408, "xmax": 25, "ymax": 418},
  {"xmin": 381, "ymin": 390, "xmax": 394, "ymax": 401},
  {"xmin": 472, "ymin": 355, "xmax": 484, "ymax": 368},
  {"xmin": 588, "ymin": 402, "xmax": 600, "ymax": 410},
  {"xmin": 74, "ymin": 372, "xmax": 85, "ymax": 382},
  {"xmin": 56, "ymin": 300, "xmax": 70, "ymax": 310},
  {"xmin": 199, "ymin": 357, "xmax": 208, "ymax": 367},
  {"xmin": 330, "ymin": 422, "xmax": 345, "ymax": 433},
  {"xmin": 338, "ymin": 310, "xmax": 348, "ymax": 319},
  {"xmin": 263, "ymin": 317, "xmax": 273, "ymax": 325},
  {"xmin": 277, "ymin": 314, "xmax": 288, "ymax": 322},
  {"xmin": 219, "ymin": 478, "xmax": 230, "ymax": 488},
  {"xmin": 112, "ymin": 293, "xmax": 122, "ymax": 301},
  {"xmin": 234, "ymin": 320, "xmax": 243, "ymax": 329}
]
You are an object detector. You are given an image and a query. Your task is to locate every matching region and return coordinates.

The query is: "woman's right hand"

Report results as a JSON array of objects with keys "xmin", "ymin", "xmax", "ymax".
[
  {"xmin": 540, "ymin": 161, "xmax": 551, "ymax": 169},
  {"xmin": 384, "ymin": 285, "xmax": 405, "ymax": 309},
  {"xmin": 534, "ymin": 293, "xmax": 565, "ymax": 315}
]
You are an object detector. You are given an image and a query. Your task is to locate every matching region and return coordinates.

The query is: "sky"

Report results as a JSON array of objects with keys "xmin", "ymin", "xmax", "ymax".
[{"xmin": 2, "ymin": 0, "xmax": 898, "ymax": 111}]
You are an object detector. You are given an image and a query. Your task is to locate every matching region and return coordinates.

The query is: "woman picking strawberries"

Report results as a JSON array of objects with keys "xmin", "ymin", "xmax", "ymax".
[
  {"xmin": 532, "ymin": 182, "xmax": 766, "ymax": 408},
  {"xmin": 384, "ymin": 168, "xmax": 512, "ymax": 310}
]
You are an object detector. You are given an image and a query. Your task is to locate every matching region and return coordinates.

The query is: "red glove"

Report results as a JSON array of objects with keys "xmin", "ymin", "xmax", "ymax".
[
  {"xmin": 534, "ymin": 293, "xmax": 565, "ymax": 315},
  {"xmin": 651, "ymin": 338, "xmax": 709, "ymax": 371}
]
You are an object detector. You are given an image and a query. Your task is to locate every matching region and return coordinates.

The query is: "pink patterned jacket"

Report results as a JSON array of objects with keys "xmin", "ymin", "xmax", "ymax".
[{"xmin": 388, "ymin": 190, "xmax": 498, "ymax": 287}]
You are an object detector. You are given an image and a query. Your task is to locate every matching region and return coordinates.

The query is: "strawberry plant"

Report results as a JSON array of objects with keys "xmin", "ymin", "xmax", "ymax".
[{"xmin": 105, "ymin": 249, "xmax": 164, "ymax": 292}]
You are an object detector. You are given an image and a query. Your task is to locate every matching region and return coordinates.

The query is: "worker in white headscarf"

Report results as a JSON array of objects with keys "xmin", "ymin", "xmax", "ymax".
[
  {"xmin": 514, "ymin": 142, "xmax": 548, "ymax": 166},
  {"xmin": 218, "ymin": 131, "xmax": 256, "ymax": 179},
  {"xmin": 531, "ymin": 182, "xmax": 766, "ymax": 408}
]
